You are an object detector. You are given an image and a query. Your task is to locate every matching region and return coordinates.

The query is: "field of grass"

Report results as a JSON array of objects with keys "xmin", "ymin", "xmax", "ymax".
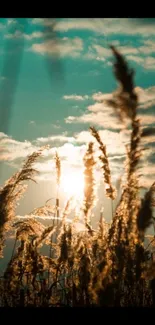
[{"xmin": 0, "ymin": 46, "xmax": 155, "ymax": 307}]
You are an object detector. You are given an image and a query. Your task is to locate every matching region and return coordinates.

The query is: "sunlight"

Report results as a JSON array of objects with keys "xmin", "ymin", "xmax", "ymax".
[{"xmin": 60, "ymin": 168, "xmax": 84, "ymax": 200}]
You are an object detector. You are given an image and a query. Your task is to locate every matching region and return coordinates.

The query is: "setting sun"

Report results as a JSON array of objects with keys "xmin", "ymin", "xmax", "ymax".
[{"xmin": 60, "ymin": 168, "xmax": 84, "ymax": 200}]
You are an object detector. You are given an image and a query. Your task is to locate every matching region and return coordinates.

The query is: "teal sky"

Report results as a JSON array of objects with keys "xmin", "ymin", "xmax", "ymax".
[{"xmin": 0, "ymin": 18, "xmax": 155, "ymax": 224}]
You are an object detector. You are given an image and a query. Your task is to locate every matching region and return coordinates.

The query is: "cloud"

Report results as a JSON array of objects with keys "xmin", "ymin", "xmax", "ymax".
[
  {"xmin": 92, "ymin": 44, "xmax": 111, "ymax": 57},
  {"xmin": 135, "ymin": 86, "xmax": 155, "ymax": 109},
  {"xmin": 0, "ymin": 127, "xmax": 154, "ymax": 191},
  {"xmin": 91, "ymin": 44, "xmax": 139, "ymax": 61},
  {"xmin": 136, "ymin": 40, "xmax": 155, "ymax": 55},
  {"xmin": 138, "ymin": 164, "xmax": 155, "ymax": 187},
  {"xmin": 139, "ymin": 114, "xmax": 155, "ymax": 126},
  {"xmin": 0, "ymin": 132, "xmax": 8, "ymax": 139},
  {"xmin": 66, "ymin": 86, "xmax": 155, "ymax": 131},
  {"xmin": 66, "ymin": 111, "xmax": 123, "ymax": 130},
  {"xmin": 75, "ymin": 129, "xmax": 129, "ymax": 156},
  {"xmin": 127, "ymin": 55, "xmax": 155, "ymax": 70},
  {"xmin": 86, "ymin": 41, "xmax": 155, "ymax": 68},
  {"xmin": 5, "ymin": 31, "xmax": 45, "ymax": 40},
  {"xmin": 93, "ymin": 87, "xmax": 155, "ymax": 110},
  {"xmin": 31, "ymin": 18, "xmax": 155, "ymax": 37},
  {"xmin": 36, "ymin": 135, "xmax": 75, "ymax": 144},
  {"xmin": 63, "ymin": 94, "xmax": 89, "ymax": 101},
  {"xmin": 92, "ymin": 92, "xmax": 113, "ymax": 102},
  {"xmin": 29, "ymin": 121, "xmax": 36, "ymax": 125},
  {"xmin": 7, "ymin": 19, "xmax": 17, "ymax": 26},
  {"xmin": 30, "ymin": 37, "xmax": 83, "ymax": 58},
  {"xmin": 0, "ymin": 135, "xmax": 37, "ymax": 161}
]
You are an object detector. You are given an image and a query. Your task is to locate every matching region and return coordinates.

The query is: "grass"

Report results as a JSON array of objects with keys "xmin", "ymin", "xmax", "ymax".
[{"xmin": 0, "ymin": 46, "xmax": 155, "ymax": 307}]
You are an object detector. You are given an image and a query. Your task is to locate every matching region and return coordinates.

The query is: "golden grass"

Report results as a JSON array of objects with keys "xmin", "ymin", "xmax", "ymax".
[{"xmin": 0, "ymin": 46, "xmax": 155, "ymax": 307}]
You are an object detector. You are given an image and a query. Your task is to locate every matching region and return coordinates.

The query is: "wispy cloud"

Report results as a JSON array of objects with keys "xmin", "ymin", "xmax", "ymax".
[
  {"xmin": 75, "ymin": 129, "xmax": 129, "ymax": 156},
  {"xmin": 0, "ymin": 135, "xmax": 37, "ymax": 161},
  {"xmin": 30, "ymin": 37, "xmax": 83, "ymax": 58},
  {"xmin": 86, "ymin": 41, "xmax": 155, "ymax": 69},
  {"xmin": 65, "ymin": 86, "xmax": 155, "ymax": 130},
  {"xmin": 36, "ymin": 135, "xmax": 75, "ymax": 144},
  {"xmin": 135, "ymin": 86, "xmax": 155, "ymax": 109},
  {"xmin": 66, "ymin": 111, "xmax": 123, "ymax": 130},
  {"xmin": 139, "ymin": 114, "xmax": 155, "ymax": 126},
  {"xmin": 31, "ymin": 18, "xmax": 155, "ymax": 37},
  {"xmin": 5, "ymin": 31, "xmax": 45, "ymax": 40},
  {"xmin": 29, "ymin": 120, "xmax": 36, "ymax": 125},
  {"xmin": 93, "ymin": 86, "xmax": 155, "ymax": 109},
  {"xmin": 7, "ymin": 18, "xmax": 17, "ymax": 26},
  {"xmin": 127, "ymin": 55, "xmax": 155, "ymax": 70},
  {"xmin": 63, "ymin": 94, "xmax": 89, "ymax": 101},
  {"xmin": 0, "ymin": 127, "xmax": 154, "ymax": 189}
]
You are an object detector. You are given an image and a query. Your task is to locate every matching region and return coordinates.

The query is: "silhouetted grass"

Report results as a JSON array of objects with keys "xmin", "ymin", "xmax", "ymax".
[{"xmin": 0, "ymin": 46, "xmax": 155, "ymax": 307}]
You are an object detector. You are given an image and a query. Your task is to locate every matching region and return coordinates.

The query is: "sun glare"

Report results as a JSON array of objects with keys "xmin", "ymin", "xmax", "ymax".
[{"xmin": 60, "ymin": 168, "xmax": 84, "ymax": 200}]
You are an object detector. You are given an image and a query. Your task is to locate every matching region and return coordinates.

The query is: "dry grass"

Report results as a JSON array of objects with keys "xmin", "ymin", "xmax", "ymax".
[{"xmin": 0, "ymin": 46, "xmax": 155, "ymax": 307}]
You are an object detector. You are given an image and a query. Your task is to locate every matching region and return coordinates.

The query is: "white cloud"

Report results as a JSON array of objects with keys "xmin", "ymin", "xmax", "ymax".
[
  {"xmin": 66, "ymin": 111, "xmax": 123, "ymax": 130},
  {"xmin": 63, "ymin": 94, "xmax": 89, "ymax": 101},
  {"xmin": 7, "ymin": 18, "xmax": 17, "ymax": 25},
  {"xmin": 65, "ymin": 86, "xmax": 155, "ymax": 130},
  {"xmin": 0, "ymin": 135, "xmax": 37, "ymax": 161},
  {"xmin": 0, "ymin": 125, "xmax": 154, "ymax": 193},
  {"xmin": 85, "ymin": 44, "xmax": 140, "ymax": 62},
  {"xmin": 137, "ymin": 40, "xmax": 155, "ymax": 55},
  {"xmin": 36, "ymin": 135, "xmax": 75, "ymax": 144},
  {"xmin": 127, "ymin": 55, "xmax": 155, "ymax": 70},
  {"xmin": 135, "ymin": 86, "xmax": 155, "ymax": 108},
  {"xmin": 30, "ymin": 37, "xmax": 83, "ymax": 57},
  {"xmin": 92, "ymin": 92, "xmax": 113, "ymax": 102},
  {"xmin": 31, "ymin": 18, "xmax": 46, "ymax": 25},
  {"xmin": 29, "ymin": 120, "xmax": 36, "ymax": 125},
  {"xmin": 87, "ymin": 102, "xmax": 108, "ymax": 113},
  {"xmin": 75, "ymin": 129, "xmax": 129, "ymax": 156},
  {"xmin": 92, "ymin": 44, "xmax": 111, "ymax": 57},
  {"xmin": 86, "ymin": 40, "xmax": 155, "ymax": 68},
  {"xmin": 0, "ymin": 132, "xmax": 8, "ymax": 139},
  {"xmin": 139, "ymin": 114, "xmax": 155, "ymax": 126},
  {"xmin": 31, "ymin": 18, "xmax": 155, "ymax": 37},
  {"xmin": 5, "ymin": 31, "xmax": 44, "ymax": 40},
  {"xmin": 92, "ymin": 87, "xmax": 155, "ymax": 110}
]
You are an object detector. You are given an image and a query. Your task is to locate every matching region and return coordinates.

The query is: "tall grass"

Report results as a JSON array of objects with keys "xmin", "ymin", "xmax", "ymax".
[{"xmin": 0, "ymin": 46, "xmax": 155, "ymax": 307}]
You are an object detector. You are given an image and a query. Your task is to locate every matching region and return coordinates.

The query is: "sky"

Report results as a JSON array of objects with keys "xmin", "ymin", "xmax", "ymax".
[{"xmin": 0, "ymin": 18, "xmax": 155, "ymax": 228}]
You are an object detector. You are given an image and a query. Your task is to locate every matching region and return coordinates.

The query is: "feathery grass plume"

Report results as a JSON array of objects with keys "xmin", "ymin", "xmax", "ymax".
[
  {"xmin": 83, "ymin": 142, "xmax": 96, "ymax": 226},
  {"xmin": 126, "ymin": 119, "xmax": 142, "ymax": 179},
  {"xmin": 124, "ymin": 120, "xmax": 142, "ymax": 249},
  {"xmin": 98, "ymin": 209, "xmax": 109, "ymax": 241},
  {"xmin": 55, "ymin": 151, "xmax": 61, "ymax": 187},
  {"xmin": 3, "ymin": 240, "xmax": 27, "ymax": 303},
  {"xmin": 56, "ymin": 201, "xmax": 74, "ymax": 268},
  {"xmin": 78, "ymin": 246, "xmax": 92, "ymax": 305},
  {"xmin": 104, "ymin": 48, "xmax": 143, "ymax": 300},
  {"xmin": 62, "ymin": 198, "xmax": 73, "ymax": 224},
  {"xmin": 90, "ymin": 126, "xmax": 116, "ymax": 201},
  {"xmin": 13, "ymin": 218, "xmax": 45, "ymax": 241},
  {"xmin": 36, "ymin": 225, "xmax": 56, "ymax": 248},
  {"xmin": 54, "ymin": 151, "xmax": 61, "ymax": 221},
  {"xmin": 109, "ymin": 45, "xmax": 138, "ymax": 121},
  {"xmin": 0, "ymin": 148, "xmax": 45, "ymax": 257},
  {"xmin": 29, "ymin": 203, "xmax": 56, "ymax": 218},
  {"xmin": 137, "ymin": 182, "xmax": 155, "ymax": 240}
]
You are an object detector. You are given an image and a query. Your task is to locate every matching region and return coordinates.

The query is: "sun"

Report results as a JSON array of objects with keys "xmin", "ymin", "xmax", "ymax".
[{"xmin": 60, "ymin": 168, "xmax": 84, "ymax": 200}]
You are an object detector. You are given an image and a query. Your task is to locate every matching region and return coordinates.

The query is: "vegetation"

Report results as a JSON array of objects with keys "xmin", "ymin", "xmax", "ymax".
[{"xmin": 0, "ymin": 46, "xmax": 155, "ymax": 307}]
